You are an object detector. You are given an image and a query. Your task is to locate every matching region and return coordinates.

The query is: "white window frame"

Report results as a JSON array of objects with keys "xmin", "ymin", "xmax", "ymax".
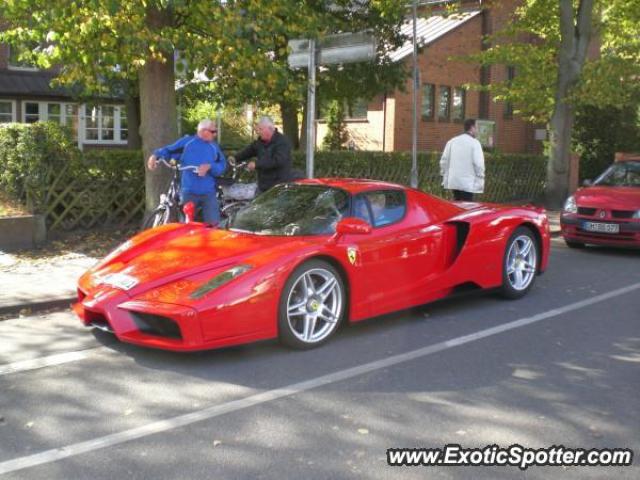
[
  {"xmin": 0, "ymin": 100, "xmax": 17, "ymax": 123},
  {"xmin": 21, "ymin": 101, "xmax": 78, "ymax": 124},
  {"xmin": 79, "ymin": 104, "xmax": 127, "ymax": 145},
  {"xmin": 7, "ymin": 45, "xmax": 39, "ymax": 72}
]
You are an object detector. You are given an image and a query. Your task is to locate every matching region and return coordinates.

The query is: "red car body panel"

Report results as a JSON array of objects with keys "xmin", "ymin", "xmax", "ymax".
[
  {"xmin": 75, "ymin": 179, "xmax": 550, "ymax": 351},
  {"xmin": 561, "ymin": 183, "xmax": 640, "ymax": 248}
]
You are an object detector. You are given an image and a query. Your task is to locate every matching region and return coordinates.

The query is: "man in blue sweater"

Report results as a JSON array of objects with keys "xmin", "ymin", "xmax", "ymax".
[{"xmin": 147, "ymin": 119, "xmax": 227, "ymax": 224}]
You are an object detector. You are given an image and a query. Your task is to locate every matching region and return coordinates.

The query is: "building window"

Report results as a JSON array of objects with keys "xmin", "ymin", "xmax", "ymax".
[
  {"xmin": 452, "ymin": 88, "xmax": 466, "ymax": 122},
  {"xmin": 8, "ymin": 44, "xmax": 38, "ymax": 70},
  {"xmin": 504, "ymin": 66, "xmax": 516, "ymax": 120},
  {"xmin": 83, "ymin": 104, "xmax": 127, "ymax": 143},
  {"xmin": 421, "ymin": 84, "xmax": 434, "ymax": 120},
  {"xmin": 346, "ymin": 98, "xmax": 368, "ymax": 120},
  {"xmin": 0, "ymin": 101, "xmax": 16, "ymax": 123},
  {"xmin": 21, "ymin": 101, "xmax": 79, "ymax": 139},
  {"xmin": 24, "ymin": 102, "xmax": 41, "ymax": 123},
  {"xmin": 438, "ymin": 86, "xmax": 451, "ymax": 121}
]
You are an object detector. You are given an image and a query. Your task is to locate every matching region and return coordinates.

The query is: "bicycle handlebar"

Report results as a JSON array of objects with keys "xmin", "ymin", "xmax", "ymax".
[
  {"xmin": 155, "ymin": 157, "xmax": 250, "ymax": 178},
  {"xmin": 155, "ymin": 157, "xmax": 198, "ymax": 172}
]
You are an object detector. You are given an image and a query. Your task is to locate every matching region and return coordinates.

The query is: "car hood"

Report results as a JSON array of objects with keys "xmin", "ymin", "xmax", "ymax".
[
  {"xmin": 575, "ymin": 186, "xmax": 640, "ymax": 210},
  {"xmin": 81, "ymin": 225, "xmax": 321, "ymax": 297}
]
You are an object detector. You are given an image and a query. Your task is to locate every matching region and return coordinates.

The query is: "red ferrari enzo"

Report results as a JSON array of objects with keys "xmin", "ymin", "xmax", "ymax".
[
  {"xmin": 74, "ymin": 179, "xmax": 550, "ymax": 351},
  {"xmin": 561, "ymin": 158, "xmax": 640, "ymax": 248}
]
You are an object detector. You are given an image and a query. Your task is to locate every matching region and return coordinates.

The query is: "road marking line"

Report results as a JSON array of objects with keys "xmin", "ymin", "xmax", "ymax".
[
  {"xmin": 0, "ymin": 348, "xmax": 102, "ymax": 377},
  {"xmin": 1, "ymin": 282, "xmax": 639, "ymax": 475}
]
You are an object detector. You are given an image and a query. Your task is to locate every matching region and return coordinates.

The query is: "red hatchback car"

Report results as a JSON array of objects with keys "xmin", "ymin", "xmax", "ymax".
[{"xmin": 561, "ymin": 158, "xmax": 640, "ymax": 248}]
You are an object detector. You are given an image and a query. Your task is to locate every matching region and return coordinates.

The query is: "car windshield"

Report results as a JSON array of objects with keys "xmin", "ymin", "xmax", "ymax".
[
  {"xmin": 226, "ymin": 184, "xmax": 350, "ymax": 236},
  {"xmin": 594, "ymin": 161, "xmax": 640, "ymax": 187}
]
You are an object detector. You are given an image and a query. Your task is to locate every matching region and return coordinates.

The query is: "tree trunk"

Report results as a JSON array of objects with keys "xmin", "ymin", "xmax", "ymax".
[
  {"xmin": 140, "ymin": 7, "xmax": 177, "ymax": 213},
  {"xmin": 125, "ymin": 94, "xmax": 142, "ymax": 149},
  {"xmin": 544, "ymin": 0, "xmax": 594, "ymax": 208},
  {"xmin": 280, "ymin": 100, "xmax": 300, "ymax": 150}
]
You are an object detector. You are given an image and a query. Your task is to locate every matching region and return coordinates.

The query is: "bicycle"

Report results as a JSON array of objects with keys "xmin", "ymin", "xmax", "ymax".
[
  {"xmin": 142, "ymin": 158, "xmax": 198, "ymax": 229},
  {"xmin": 217, "ymin": 161, "xmax": 257, "ymax": 219}
]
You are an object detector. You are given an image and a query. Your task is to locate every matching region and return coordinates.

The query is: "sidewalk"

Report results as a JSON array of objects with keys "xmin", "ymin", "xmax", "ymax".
[
  {"xmin": 0, "ymin": 213, "xmax": 562, "ymax": 318},
  {"xmin": 0, "ymin": 251, "xmax": 97, "ymax": 316}
]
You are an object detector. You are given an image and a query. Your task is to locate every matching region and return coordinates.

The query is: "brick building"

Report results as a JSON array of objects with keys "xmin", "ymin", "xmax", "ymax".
[
  {"xmin": 316, "ymin": 0, "xmax": 544, "ymax": 154},
  {"xmin": 0, "ymin": 42, "xmax": 128, "ymax": 149}
]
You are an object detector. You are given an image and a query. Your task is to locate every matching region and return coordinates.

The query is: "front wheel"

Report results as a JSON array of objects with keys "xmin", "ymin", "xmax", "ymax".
[
  {"xmin": 142, "ymin": 206, "xmax": 172, "ymax": 229},
  {"xmin": 278, "ymin": 260, "xmax": 346, "ymax": 349},
  {"xmin": 221, "ymin": 201, "xmax": 249, "ymax": 220},
  {"xmin": 500, "ymin": 227, "xmax": 539, "ymax": 299}
]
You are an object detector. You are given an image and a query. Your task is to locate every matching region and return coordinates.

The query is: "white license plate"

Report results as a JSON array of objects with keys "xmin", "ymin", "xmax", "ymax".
[{"xmin": 582, "ymin": 222, "xmax": 620, "ymax": 234}]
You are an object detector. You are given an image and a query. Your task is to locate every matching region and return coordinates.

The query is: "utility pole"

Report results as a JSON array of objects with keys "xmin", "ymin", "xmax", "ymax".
[
  {"xmin": 410, "ymin": 0, "xmax": 419, "ymax": 188},
  {"xmin": 306, "ymin": 39, "xmax": 317, "ymax": 179}
]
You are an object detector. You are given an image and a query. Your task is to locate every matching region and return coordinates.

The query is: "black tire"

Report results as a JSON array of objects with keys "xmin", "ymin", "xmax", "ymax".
[
  {"xmin": 564, "ymin": 239, "xmax": 586, "ymax": 249},
  {"xmin": 278, "ymin": 259, "xmax": 346, "ymax": 349},
  {"xmin": 142, "ymin": 206, "xmax": 172, "ymax": 229},
  {"xmin": 500, "ymin": 226, "xmax": 539, "ymax": 299}
]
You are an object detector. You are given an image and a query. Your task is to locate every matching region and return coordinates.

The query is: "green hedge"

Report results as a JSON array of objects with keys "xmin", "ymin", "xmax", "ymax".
[
  {"xmin": 0, "ymin": 122, "xmax": 80, "ymax": 206},
  {"xmin": 0, "ymin": 122, "xmax": 143, "ymax": 214},
  {"xmin": 291, "ymin": 150, "xmax": 547, "ymax": 202}
]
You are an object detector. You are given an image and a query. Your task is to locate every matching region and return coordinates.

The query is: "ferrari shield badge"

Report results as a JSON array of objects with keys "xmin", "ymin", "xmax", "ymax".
[{"xmin": 347, "ymin": 246, "xmax": 358, "ymax": 265}]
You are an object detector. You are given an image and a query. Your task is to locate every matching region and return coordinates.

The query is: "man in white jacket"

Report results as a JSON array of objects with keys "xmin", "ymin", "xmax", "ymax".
[{"xmin": 440, "ymin": 119, "xmax": 485, "ymax": 201}]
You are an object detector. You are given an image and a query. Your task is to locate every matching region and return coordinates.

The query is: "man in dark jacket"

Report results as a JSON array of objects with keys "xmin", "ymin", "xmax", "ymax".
[{"xmin": 230, "ymin": 116, "xmax": 293, "ymax": 193}]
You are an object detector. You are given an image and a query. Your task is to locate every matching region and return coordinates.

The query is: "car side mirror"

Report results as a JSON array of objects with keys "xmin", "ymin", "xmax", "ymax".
[
  {"xmin": 582, "ymin": 179, "xmax": 592, "ymax": 187},
  {"xmin": 335, "ymin": 217, "xmax": 372, "ymax": 235}
]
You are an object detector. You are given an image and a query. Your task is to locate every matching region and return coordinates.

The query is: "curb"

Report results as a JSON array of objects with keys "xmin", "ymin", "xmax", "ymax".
[{"xmin": 0, "ymin": 297, "xmax": 76, "ymax": 320}]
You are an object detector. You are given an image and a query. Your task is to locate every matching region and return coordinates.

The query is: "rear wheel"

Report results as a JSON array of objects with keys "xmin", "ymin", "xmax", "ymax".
[
  {"xmin": 500, "ymin": 227, "xmax": 539, "ymax": 299},
  {"xmin": 278, "ymin": 260, "xmax": 346, "ymax": 349}
]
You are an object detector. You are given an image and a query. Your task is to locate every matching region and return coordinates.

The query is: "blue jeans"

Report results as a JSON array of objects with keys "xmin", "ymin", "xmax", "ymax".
[{"xmin": 181, "ymin": 191, "xmax": 220, "ymax": 225}]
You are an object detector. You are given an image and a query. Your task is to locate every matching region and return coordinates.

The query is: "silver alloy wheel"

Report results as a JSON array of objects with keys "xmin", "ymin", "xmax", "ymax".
[
  {"xmin": 286, "ymin": 268, "xmax": 343, "ymax": 344},
  {"xmin": 505, "ymin": 234, "xmax": 537, "ymax": 291}
]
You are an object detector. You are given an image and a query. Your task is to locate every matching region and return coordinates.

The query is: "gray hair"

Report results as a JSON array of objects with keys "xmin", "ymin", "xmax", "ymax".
[
  {"xmin": 197, "ymin": 118, "xmax": 216, "ymax": 131},
  {"xmin": 257, "ymin": 116, "xmax": 275, "ymax": 131}
]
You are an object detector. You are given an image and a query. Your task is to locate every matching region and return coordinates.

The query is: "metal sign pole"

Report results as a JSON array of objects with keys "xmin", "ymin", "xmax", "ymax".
[
  {"xmin": 410, "ymin": 0, "xmax": 419, "ymax": 188},
  {"xmin": 306, "ymin": 38, "xmax": 316, "ymax": 179}
]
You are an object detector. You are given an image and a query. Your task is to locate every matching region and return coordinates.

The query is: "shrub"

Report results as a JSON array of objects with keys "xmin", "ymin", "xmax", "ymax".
[{"xmin": 0, "ymin": 122, "xmax": 81, "ymax": 209}]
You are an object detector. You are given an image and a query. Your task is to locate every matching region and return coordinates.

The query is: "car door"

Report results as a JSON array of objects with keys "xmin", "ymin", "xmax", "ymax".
[{"xmin": 349, "ymin": 190, "xmax": 439, "ymax": 316}]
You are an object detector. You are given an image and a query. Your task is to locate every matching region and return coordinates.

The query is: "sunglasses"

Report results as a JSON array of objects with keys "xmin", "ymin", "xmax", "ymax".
[{"xmin": 207, "ymin": 129, "xmax": 218, "ymax": 134}]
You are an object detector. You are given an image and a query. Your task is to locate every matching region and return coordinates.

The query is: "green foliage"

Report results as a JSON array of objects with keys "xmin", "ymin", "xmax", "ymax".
[
  {"xmin": 322, "ymin": 100, "xmax": 349, "ymax": 150},
  {"xmin": 179, "ymin": 101, "xmax": 253, "ymax": 150},
  {"xmin": 573, "ymin": 103, "xmax": 640, "ymax": 180},
  {"xmin": 81, "ymin": 149, "xmax": 144, "ymax": 180},
  {"xmin": 291, "ymin": 150, "xmax": 547, "ymax": 202},
  {"xmin": 0, "ymin": 123, "xmax": 80, "ymax": 205},
  {"xmin": 0, "ymin": 122, "xmax": 142, "ymax": 213},
  {"xmin": 467, "ymin": 0, "xmax": 640, "ymax": 123}
]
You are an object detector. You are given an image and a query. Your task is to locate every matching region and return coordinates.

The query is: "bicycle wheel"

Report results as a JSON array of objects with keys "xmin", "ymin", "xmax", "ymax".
[
  {"xmin": 142, "ymin": 206, "xmax": 172, "ymax": 229},
  {"xmin": 221, "ymin": 201, "xmax": 249, "ymax": 220}
]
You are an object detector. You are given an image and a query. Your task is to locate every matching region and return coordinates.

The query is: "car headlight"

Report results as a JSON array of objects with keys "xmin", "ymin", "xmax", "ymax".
[
  {"xmin": 632, "ymin": 210, "xmax": 640, "ymax": 219},
  {"xmin": 563, "ymin": 196, "xmax": 577, "ymax": 214},
  {"xmin": 190, "ymin": 264, "xmax": 252, "ymax": 300}
]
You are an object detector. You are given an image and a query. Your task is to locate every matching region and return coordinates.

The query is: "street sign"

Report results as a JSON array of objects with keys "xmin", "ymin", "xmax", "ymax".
[
  {"xmin": 288, "ymin": 31, "xmax": 377, "ymax": 179},
  {"xmin": 288, "ymin": 32, "xmax": 376, "ymax": 68}
]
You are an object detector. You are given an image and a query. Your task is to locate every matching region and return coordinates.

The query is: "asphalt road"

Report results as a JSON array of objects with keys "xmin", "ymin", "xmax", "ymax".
[{"xmin": 1, "ymin": 240, "xmax": 639, "ymax": 479}]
